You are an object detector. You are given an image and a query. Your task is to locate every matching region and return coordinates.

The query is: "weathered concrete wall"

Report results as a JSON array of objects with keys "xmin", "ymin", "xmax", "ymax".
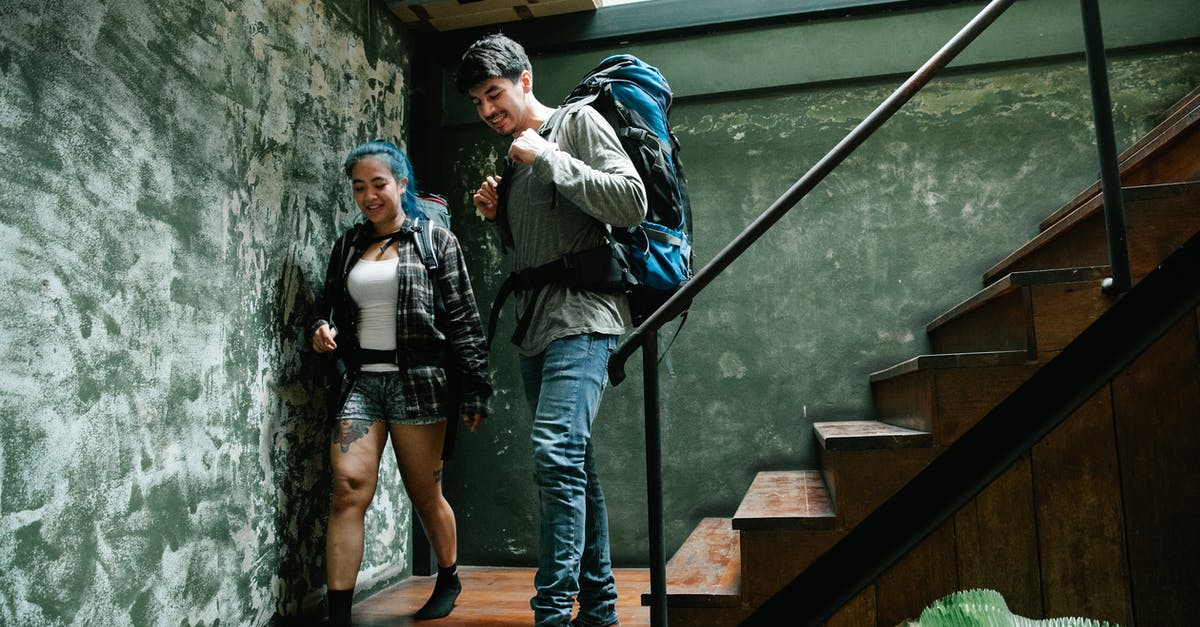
[
  {"xmin": 436, "ymin": 20, "xmax": 1200, "ymax": 566},
  {"xmin": 0, "ymin": 1, "xmax": 412, "ymax": 624}
]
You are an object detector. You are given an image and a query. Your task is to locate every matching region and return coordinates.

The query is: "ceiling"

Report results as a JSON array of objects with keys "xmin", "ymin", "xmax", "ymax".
[{"xmin": 385, "ymin": 0, "xmax": 604, "ymax": 32}]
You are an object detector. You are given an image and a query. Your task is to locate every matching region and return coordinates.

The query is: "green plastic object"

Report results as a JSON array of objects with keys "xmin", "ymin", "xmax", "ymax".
[{"xmin": 914, "ymin": 589, "xmax": 1120, "ymax": 627}]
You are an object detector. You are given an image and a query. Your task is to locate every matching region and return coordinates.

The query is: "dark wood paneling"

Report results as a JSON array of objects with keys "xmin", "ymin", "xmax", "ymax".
[
  {"xmin": 874, "ymin": 521, "xmax": 958, "ymax": 627},
  {"xmin": 822, "ymin": 584, "xmax": 875, "ymax": 627},
  {"xmin": 1032, "ymin": 391, "xmax": 1133, "ymax": 625},
  {"xmin": 953, "ymin": 455, "xmax": 1043, "ymax": 618},
  {"xmin": 1111, "ymin": 313, "xmax": 1200, "ymax": 627}
]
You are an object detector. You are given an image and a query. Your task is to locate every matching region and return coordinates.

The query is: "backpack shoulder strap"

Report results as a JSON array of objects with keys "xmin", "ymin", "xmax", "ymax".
[
  {"xmin": 540, "ymin": 98, "xmax": 595, "ymax": 142},
  {"xmin": 407, "ymin": 215, "xmax": 461, "ymax": 461},
  {"xmin": 411, "ymin": 216, "xmax": 440, "ymax": 273}
]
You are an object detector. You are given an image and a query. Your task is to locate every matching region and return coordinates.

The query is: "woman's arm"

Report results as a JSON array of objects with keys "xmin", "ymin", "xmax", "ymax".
[{"xmin": 433, "ymin": 228, "xmax": 493, "ymax": 417}]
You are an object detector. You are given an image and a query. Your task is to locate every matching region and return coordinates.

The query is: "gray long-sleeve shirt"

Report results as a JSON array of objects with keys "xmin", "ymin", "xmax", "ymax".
[{"xmin": 505, "ymin": 104, "xmax": 647, "ymax": 355}]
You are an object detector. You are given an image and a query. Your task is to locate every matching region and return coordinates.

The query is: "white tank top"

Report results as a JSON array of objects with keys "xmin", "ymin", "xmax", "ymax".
[{"xmin": 347, "ymin": 258, "xmax": 400, "ymax": 373}]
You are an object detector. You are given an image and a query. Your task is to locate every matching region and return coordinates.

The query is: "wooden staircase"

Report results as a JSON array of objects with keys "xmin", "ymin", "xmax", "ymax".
[{"xmin": 648, "ymin": 86, "xmax": 1200, "ymax": 626}]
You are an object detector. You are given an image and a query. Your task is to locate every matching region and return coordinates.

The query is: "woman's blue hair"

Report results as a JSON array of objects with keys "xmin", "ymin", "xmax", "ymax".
[{"xmin": 343, "ymin": 140, "xmax": 421, "ymax": 219}]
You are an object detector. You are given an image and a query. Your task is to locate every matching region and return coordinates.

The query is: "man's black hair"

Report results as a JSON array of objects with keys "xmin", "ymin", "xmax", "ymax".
[{"xmin": 454, "ymin": 33, "xmax": 532, "ymax": 93}]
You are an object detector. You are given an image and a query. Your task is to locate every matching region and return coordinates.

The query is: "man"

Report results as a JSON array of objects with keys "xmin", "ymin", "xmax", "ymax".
[{"xmin": 456, "ymin": 34, "xmax": 646, "ymax": 627}]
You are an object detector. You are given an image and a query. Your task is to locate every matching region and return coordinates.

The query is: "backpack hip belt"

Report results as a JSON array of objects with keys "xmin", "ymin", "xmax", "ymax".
[{"xmin": 486, "ymin": 243, "xmax": 628, "ymax": 348}]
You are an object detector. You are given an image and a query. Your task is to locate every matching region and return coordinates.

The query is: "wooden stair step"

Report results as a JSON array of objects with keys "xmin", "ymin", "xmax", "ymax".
[
  {"xmin": 1041, "ymin": 85, "xmax": 1200, "ymax": 231},
  {"xmin": 732, "ymin": 470, "xmax": 836, "ymax": 532},
  {"xmin": 870, "ymin": 351, "xmax": 1038, "ymax": 445},
  {"xmin": 813, "ymin": 419, "xmax": 932, "ymax": 451},
  {"xmin": 926, "ymin": 266, "xmax": 1113, "ymax": 358},
  {"xmin": 984, "ymin": 181, "xmax": 1200, "ymax": 285},
  {"xmin": 731, "ymin": 471, "xmax": 844, "ymax": 603},
  {"xmin": 869, "ymin": 350, "xmax": 1032, "ymax": 381},
  {"xmin": 641, "ymin": 517, "xmax": 741, "ymax": 608}
]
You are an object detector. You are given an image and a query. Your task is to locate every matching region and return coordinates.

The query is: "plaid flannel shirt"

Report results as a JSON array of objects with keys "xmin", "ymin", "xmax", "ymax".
[{"xmin": 309, "ymin": 221, "xmax": 491, "ymax": 419}]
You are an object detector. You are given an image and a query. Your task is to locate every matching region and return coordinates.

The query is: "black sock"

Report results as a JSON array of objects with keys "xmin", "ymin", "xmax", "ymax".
[
  {"xmin": 413, "ymin": 563, "xmax": 461, "ymax": 620},
  {"xmin": 327, "ymin": 588, "xmax": 353, "ymax": 626}
]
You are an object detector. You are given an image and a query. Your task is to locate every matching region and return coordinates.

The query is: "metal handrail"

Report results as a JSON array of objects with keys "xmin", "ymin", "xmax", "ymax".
[
  {"xmin": 607, "ymin": 0, "xmax": 1136, "ymax": 623},
  {"xmin": 609, "ymin": 0, "xmax": 1020, "ymax": 387}
]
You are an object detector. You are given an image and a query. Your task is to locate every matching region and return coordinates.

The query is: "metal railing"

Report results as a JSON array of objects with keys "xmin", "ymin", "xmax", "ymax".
[{"xmin": 605, "ymin": 1, "xmax": 1135, "ymax": 624}]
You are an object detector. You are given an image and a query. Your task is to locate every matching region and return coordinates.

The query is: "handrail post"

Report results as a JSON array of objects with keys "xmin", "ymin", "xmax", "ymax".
[
  {"xmin": 642, "ymin": 332, "xmax": 668, "ymax": 627},
  {"xmin": 1080, "ymin": 0, "xmax": 1132, "ymax": 294}
]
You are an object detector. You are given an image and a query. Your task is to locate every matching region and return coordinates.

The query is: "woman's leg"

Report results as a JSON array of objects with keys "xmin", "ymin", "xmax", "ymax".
[
  {"xmin": 389, "ymin": 421, "xmax": 455, "ymax": 567},
  {"xmin": 326, "ymin": 418, "xmax": 389, "ymax": 589},
  {"xmin": 390, "ymin": 420, "xmax": 461, "ymax": 619}
]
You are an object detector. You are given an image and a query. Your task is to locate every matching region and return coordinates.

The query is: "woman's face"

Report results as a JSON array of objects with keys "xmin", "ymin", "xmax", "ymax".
[{"xmin": 350, "ymin": 157, "xmax": 406, "ymax": 233}]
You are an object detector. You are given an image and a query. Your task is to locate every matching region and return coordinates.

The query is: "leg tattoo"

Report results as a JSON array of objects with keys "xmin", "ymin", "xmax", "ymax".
[{"xmin": 334, "ymin": 419, "xmax": 372, "ymax": 453}]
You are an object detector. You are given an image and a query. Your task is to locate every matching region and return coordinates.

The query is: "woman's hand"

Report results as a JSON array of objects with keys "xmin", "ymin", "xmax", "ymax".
[
  {"xmin": 311, "ymin": 323, "xmax": 338, "ymax": 353},
  {"xmin": 472, "ymin": 175, "xmax": 501, "ymax": 221},
  {"xmin": 463, "ymin": 412, "xmax": 484, "ymax": 433}
]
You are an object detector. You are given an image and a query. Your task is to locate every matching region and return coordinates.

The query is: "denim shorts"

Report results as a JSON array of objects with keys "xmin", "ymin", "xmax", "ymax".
[{"xmin": 335, "ymin": 371, "xmax": 445, "ymax": 426}]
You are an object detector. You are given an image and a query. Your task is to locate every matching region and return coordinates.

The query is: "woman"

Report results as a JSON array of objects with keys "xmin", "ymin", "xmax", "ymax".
[{"xmin": 308, "ymin": 140, "xmax": 490, "ymax": 624}]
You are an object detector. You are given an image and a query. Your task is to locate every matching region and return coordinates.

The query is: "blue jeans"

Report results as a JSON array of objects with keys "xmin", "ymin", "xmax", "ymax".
[{"xmin": 520, "ymin": 333, "xmax": 620, "ymax": 627}]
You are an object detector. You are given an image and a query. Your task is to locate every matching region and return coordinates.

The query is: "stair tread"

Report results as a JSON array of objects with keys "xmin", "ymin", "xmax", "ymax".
[
  {"xmin": 732, "ymin": 470, "xmax": 836, "ymax": 531},
  {"xmin": 926, "ymin": 265, "xmax": 1110, "ymax": 334},
  {"xmin": 869, "ymin": 350, "xmax": 1032, "ymax": 382},
  {"xmin": 813, "ymin": 419, "xmax": 932, "ymax": 451},
  {"xmin": 641, "ymin": 517, "xmax": 741, "ymax": 607}
]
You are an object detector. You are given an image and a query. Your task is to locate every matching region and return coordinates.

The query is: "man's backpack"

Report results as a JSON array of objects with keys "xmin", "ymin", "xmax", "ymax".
[
  {"xmin": 557, "ymin": 54, "xmax": 693, "ymax": 324},
  {"xmin": 488, "ymin": 54, "xmax": 693, "ymax": 347}
]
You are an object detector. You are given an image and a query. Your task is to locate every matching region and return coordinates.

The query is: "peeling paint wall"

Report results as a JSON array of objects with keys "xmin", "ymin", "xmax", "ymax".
[
  {"xmin": 438, "ymin": 41, "xmax": 1200, "ymax": 565},
  {"xmin": 0, "ymin": 0, "xmax": 413, "ymax": 624}
]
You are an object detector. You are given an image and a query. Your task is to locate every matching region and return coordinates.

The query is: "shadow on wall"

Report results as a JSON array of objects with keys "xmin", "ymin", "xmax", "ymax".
[{"xmin": 271, "ymin": 256, "xmax": 336, "ymax": 619}]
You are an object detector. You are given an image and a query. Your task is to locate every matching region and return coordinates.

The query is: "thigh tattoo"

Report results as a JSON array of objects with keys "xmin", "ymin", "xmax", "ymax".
[{"xmin": 333, "ymin": 419, "xmax": 372, "ymax": 453}]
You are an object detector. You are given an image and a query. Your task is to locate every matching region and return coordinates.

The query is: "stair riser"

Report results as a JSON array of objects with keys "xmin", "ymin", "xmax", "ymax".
[
  {"xmin": 819, "ymin": 447, "xmax": 938, "ymax": 529},
  {"xmin": 929, "ymin": 288, "xmax": 1031, "ymax": 356},
  {"xmin": 991, "ymin": 184, "xmax": 1200, "ymax": 283},
  {"xmin": 662, "ymin": 606, "xmax": 751, "ymax": 626},
  {"xmin": 930, "ymin": 281, "xmax": 1112, "ymax": 358},
  {"xmin": 1040, "ymin": 105, "xmax": 1200, "ymax": 231},
  {"xmin": 872, "ymin": 364, "xmax": 1038, "ymax": 445},
  {"xmin": 739, "ymin": 530, "xmax": 840, "ymax": 603},
  {"xmin": 870, "ymin": 368, "xmax": 934, "ymax": 434}
]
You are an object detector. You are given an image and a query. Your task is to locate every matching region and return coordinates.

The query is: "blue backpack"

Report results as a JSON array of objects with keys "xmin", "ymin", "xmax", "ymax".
[
  {"xmin": 488, "ymin": 55, "xmax": 693, "ymax": 347},
  {"xmin": 558, "ymin": 54, "xmax": 693, "ymax": 323}
]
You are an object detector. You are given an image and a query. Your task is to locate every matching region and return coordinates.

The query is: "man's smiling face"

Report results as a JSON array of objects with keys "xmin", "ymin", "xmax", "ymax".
[{"xmin": 467, "ymin": 73, "xmax": 532, "ymax": 137}]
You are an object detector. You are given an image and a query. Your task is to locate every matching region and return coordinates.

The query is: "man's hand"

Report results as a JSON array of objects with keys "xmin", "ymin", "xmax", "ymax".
[
  {"xmin": 508, "ymin": 128, "xmax": 553, "ymax": 165},
  {"xmin": 463, "ymin": 412, "xmax": 484, "ymax": 433},
  {"xmin": 311, "ymin": 323, "xmax": 337, "ymax": 353},
  {"xmin": 472, "ymin": 175, "xmax": 501, "ymax": 221}
]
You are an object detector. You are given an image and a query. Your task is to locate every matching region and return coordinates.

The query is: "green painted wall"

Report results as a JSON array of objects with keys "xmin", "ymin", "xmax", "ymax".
[
  {"xmin": 0, "ymin": 0, "xmax": 414, "ymax": 624},
  {"xmin": 434, "ymin": 3, "xmax": 1200, "ymax": 566}
]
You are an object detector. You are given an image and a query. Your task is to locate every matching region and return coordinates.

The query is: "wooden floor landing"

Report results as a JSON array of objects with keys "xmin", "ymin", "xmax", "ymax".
[{"xmin": 351, "ymin": 566, "xmax": 652, "ymax": 625}]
